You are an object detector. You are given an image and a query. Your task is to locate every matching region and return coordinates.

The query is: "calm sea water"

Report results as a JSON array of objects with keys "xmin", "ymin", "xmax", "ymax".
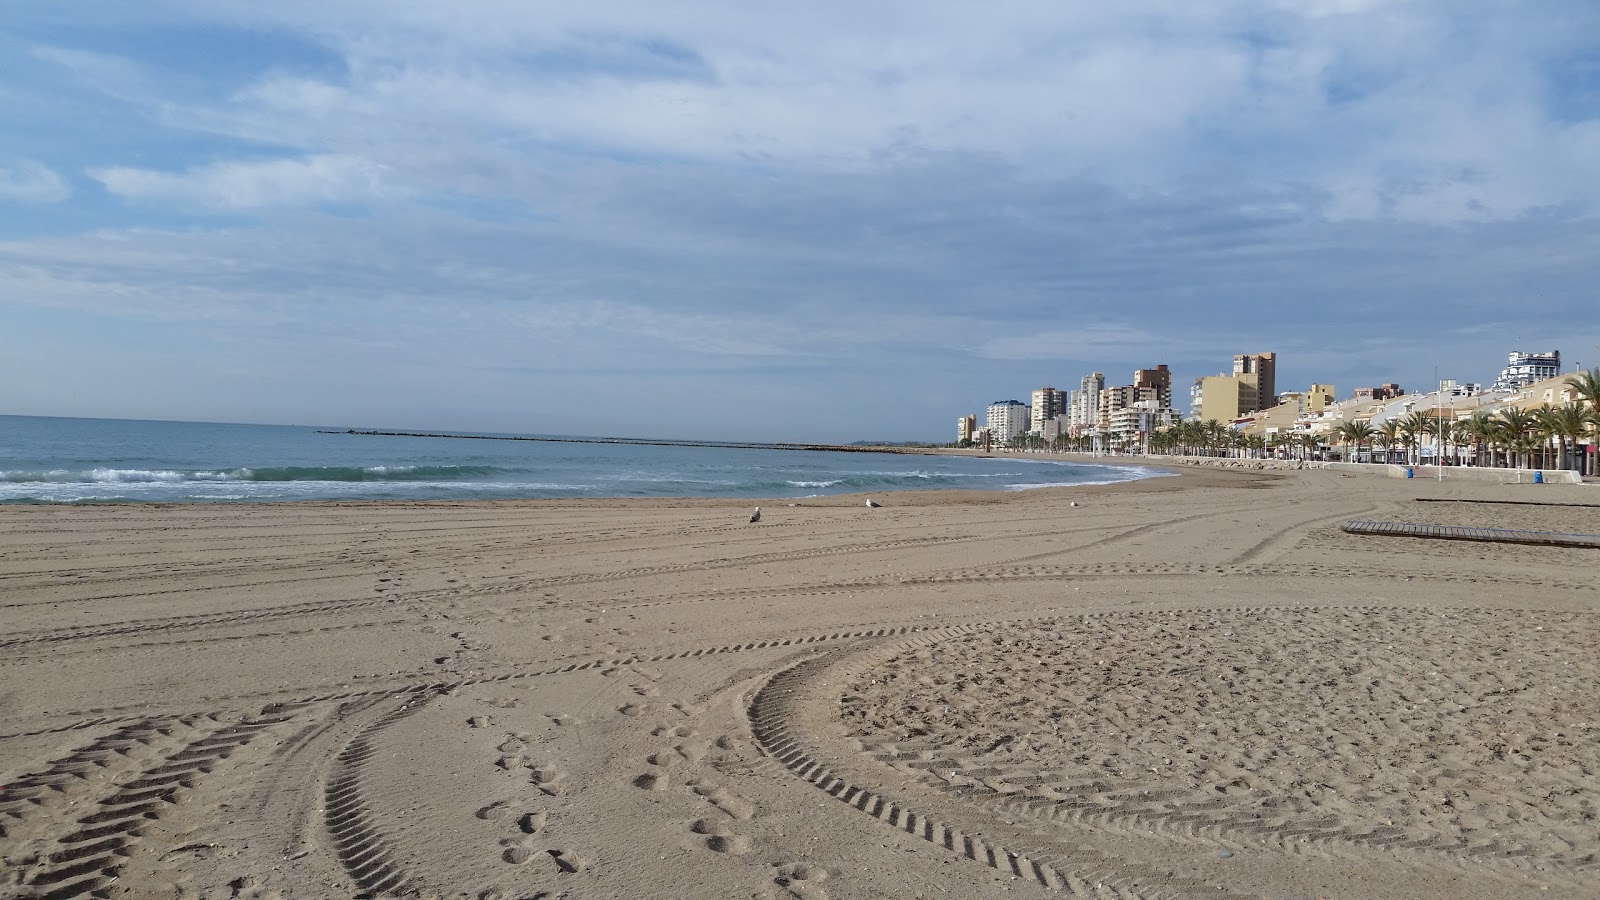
[{"xmin": 0, "ymin": 416, "xmax": 1164, "ymax": 503}]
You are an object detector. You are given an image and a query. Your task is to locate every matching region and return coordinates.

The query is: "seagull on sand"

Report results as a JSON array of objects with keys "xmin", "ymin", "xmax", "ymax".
[
  {"xmin": 865, "ymin": 498, "xmax": 881, "ymax": 508},
  {"xmin": 749, "ymin": 507, "xmax": 761, "ymax": 523}
]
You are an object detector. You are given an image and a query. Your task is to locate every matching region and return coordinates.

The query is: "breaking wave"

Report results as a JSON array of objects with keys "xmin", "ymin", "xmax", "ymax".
[{"xmin": 0, "ymin": 465, "xmax": 500, "ymax": 484}]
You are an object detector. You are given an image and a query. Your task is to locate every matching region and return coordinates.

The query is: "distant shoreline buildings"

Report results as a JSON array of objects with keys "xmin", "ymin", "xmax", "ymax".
[{"xmin": 951, "ymin": 347, "xmax": 1596, "ymax": 474}]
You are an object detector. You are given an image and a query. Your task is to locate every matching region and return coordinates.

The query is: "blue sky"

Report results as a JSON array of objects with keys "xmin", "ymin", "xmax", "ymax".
[{"xmin": 2, "ymin": 1, "xmax": 1598, "ymax": 442}]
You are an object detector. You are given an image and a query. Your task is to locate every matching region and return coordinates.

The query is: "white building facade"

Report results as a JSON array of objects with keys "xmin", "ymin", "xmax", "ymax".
[
  {"xmin": 1070, "ymin": 373, "xmax": 1104, "ymax": 430},
  {"xmin": 986, "ymin": 400, "xmax": 1031, "ymax": 444},
  {"xmin": 1490, "ymin": 351, "xmax": 1560, "ymax": 392}
]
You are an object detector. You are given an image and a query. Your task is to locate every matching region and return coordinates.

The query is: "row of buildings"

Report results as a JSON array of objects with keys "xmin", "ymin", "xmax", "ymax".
[
  {"xmin": 959, "ymin": 364, "xmax": 1183, "ymax": 448},
  {"xmin": 956, "ymin": 350, "xmax": 1571, "ymax": 451}
]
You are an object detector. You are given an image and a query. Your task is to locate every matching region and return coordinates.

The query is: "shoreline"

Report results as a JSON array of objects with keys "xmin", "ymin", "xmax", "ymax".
[{"xmin": 0, "ymin": 460, "xmax": 1242, "ymax": 509}]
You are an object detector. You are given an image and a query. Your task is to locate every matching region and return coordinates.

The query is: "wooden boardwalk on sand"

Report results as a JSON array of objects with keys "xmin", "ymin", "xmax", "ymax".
[{"xmin": 1342, "ymin": 520, "xmax": 1600, "ymax": 548}]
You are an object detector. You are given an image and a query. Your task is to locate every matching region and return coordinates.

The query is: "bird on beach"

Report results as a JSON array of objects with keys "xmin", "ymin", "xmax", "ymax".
[
  {"xmin": 865, "ymin": 498, "xmax": 881, "ymax": 508},
  {"xmin": 749, "ymin": 507, "xmax": 761, "ymax": 523}
]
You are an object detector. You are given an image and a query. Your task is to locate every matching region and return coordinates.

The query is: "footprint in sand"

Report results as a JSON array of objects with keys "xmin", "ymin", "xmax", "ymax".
[
  {"xmin": 503, "ymin": 845, "xmax": 536, "ymax": 865},
  {"xmin": 498, "ymin": 734, "xmax": 530, "ymax": 753},
  {"xmin": 692, "ymin": 780, "xmax": 755, "ymax": 819},
  {"xmin": 775, "ymin": 862, "xmax": 831, "ymax": 899},
  {"xmin": 519, "ymin": 811, "xmax": 548, "ymax": 834},
  {"xmin": 647, "ymin": 749, "xmax": 684, "ymax": 769},
  {"xmin": 634, "ymin": 771, "xmax": 671, "ymax": 791},
  {"xmin": 475, "ymin": 800, "xmax": 513, "ymax": 820},
  {"xmin": 530, "ymin": 766, "xmax": 568, "ymax": 795},
  {"xmin": 550, "ymin": 848, "xmax": 588, "ymax": 873},
  {"xmin": 692, "ymin": 818, "xmax": 751, "ymax": 855}
]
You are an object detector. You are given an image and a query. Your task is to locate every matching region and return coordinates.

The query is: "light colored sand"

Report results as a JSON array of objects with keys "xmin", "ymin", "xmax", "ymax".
[{"xmin": 0, "ymin": 468, "xmax": 1596, "ymax": 899}]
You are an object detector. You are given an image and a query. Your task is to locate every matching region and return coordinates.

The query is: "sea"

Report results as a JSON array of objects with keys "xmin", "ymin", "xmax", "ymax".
[{"xmin": 0, "ymin": 415, "xmax": 1166, "ymax": 504}]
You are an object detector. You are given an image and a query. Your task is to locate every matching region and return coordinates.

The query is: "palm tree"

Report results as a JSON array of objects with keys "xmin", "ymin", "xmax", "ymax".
[
  {"xmin": 1399, "ymin": 411, "xmax": 1435, "ymax": 466},
  {"xmin": 1461, "ymin": 412, "xmax": 1496, "ymax": 467},
  {"xmin": 1336, "ymin": 420, "xmax": 1377, "ymax": 463},
  {"xmin": 1568, "ymin": 367, "xmax": 1600, "ymax": 476},
  {"xmin": 1541, "ymin": 403, "xmax": 1589, "ymax": 470},
  {"xmin": 1377, "ymin": 420, "xmax": 1404, "ymax": 464},
  {"xmin": 1496, "ymin": 408, "xmax": 1540, "ymax": 469},
  {"xmin": 1449, "ymin": 419, "xmax": 1472, "ymax": 466}
]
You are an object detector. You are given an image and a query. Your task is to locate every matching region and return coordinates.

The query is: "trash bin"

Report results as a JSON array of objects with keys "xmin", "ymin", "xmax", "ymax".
[
  {"xmin": 1534, "ymin": 471, "xmax": 1544, "ymax": 484},
  {"xmin": 1406, "ymin": 467, "xmax": 1414, "ymax": 478}
]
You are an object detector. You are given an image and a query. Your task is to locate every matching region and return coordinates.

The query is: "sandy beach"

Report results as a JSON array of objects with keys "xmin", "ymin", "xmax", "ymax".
[{"xmin": 2, "ymin": 467, "xmax": 1597, "ymax": 900}]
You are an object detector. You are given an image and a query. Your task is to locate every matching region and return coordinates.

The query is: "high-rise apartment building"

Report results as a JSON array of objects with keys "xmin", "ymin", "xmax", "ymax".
[
  {"xmin": 1133, "ymin": 365, "xmax": 1172, "ymax": 411},
  {"xmin": 1098, "ymin": 384, "xmax": 1159, "ymax": 428},
  {"xmin": 1071, "ymin": 373, "xmax": 1104, "ymax": 428},
  {"xmin": 1232, "ymin": 353, "xmax": 1276, "ymax": 412},
  {"xmin": 1030, "ymin": 387, "xmax": 1067, "ymax": 433},
  {"xmin": 1490, "ymin": 351, "xmax": 1560, "ymax": 392},
  {"xmin": 956, "ymin": 415, "xmax": 976, "ymax": 444},
  {"xmin": 1198, "ymin": 374, "xmax": 1254, "ymax": 423},
  {"xmin": 986, "ymin": 400, "xmax": 1030, "ymax": 444}
]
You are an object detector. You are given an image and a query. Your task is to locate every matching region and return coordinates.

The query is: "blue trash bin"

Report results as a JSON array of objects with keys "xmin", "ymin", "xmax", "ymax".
[
  {"xmin": 1534, "ymin": 471, "xmax": 1543, "ymax": 484},
  {"xmin": 1406, "ymin": 467, "xmax": 1414, "ymax": 478}
]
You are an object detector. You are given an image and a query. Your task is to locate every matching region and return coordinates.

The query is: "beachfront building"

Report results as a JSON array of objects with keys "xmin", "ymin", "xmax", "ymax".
[
  {"xmin": 986, "ymin": 400, "xmax": 1030, "ymax": 444},
  {"xmin": 1490, "ymin": 350, "xmax": 1561, "ymax": 392},
  {"xmin": 1098, "ymin": 384, "xmax": 1155, "ymax": 429},
  {"xmin": 1109, "ymin": 400, "xmax": 1181, "ymax": 449},
  {"xmin": 1040, "ymin": 416, "xmax": 1070, "ymax": 442},
  {"xmin": 1070, "ymin": 373, "xmax": 1104, "ymax": 431},
  {"xmin": 1030, "ymin": 387, "xmax": 1067, "ymax": 433},
  {"xmin": 1134, "ymin": 365, "xmax": 1173, "ymax": 410},
  {"xmin": 1498, "ymin": 372, "xmax": 1585, "ymax": 410},
  {"xmin": 1233, "ymin": 352, "xmax": 1276, "ymax": 411},
  {"xmin": 1307, "ymin": 384, "xmax": 1336, "ymax": 413},
  {"xmin": 956, "ymin": 415, "xmax": 976, "ymax": 444},
  {"xmin": 1196, "ymin": 373, "xmax": 1258, "ymax": 422}
]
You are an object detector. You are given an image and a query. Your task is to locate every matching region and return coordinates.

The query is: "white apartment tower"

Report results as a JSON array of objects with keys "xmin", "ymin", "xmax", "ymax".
[
  {"xmin": 1030, "ymin": 387, "xmax": 1067, "ymax": 433},
  {"xmin": 986, "ymin": 400, "xmax": 1031, "ymax": 444},
  {"xmin": 1071, "ymin": 372, "xmax": 1104, "ymax": 428},
  {"xmin": 1490, "ymin": 350, "xmax": 1560, "ymax": 392}
]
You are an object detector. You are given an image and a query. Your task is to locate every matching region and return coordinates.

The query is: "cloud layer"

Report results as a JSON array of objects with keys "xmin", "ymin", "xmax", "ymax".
[{"xmin": 1, "ymin": 1, "xmax": 1597, "ymax": 438}]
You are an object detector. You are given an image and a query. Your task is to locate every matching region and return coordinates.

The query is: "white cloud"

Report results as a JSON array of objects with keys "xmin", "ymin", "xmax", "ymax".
[
  {"xmin": 0, "ymin": 160, "xmax": 71, "ymax": 203},
  {"xmin": 89, "ymin": 155, "xmax": 390, "ymax": 209}
]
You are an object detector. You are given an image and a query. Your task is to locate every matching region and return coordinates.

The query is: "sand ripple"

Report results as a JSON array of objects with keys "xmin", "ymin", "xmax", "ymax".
[{"xmin": 843, "ymin": 608, "xmax": 1600, "ymax": 868}]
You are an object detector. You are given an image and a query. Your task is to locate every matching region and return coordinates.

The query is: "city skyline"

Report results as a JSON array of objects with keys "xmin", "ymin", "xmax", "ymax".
[{"xmin": 964, "ymin": 346, "xmax": 1590, "ymax": 447}]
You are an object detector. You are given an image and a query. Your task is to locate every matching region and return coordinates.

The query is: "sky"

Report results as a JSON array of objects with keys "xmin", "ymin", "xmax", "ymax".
[{"xmin": 2, "ymin": 1, "xmax": 1598, "ymax": 443}]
